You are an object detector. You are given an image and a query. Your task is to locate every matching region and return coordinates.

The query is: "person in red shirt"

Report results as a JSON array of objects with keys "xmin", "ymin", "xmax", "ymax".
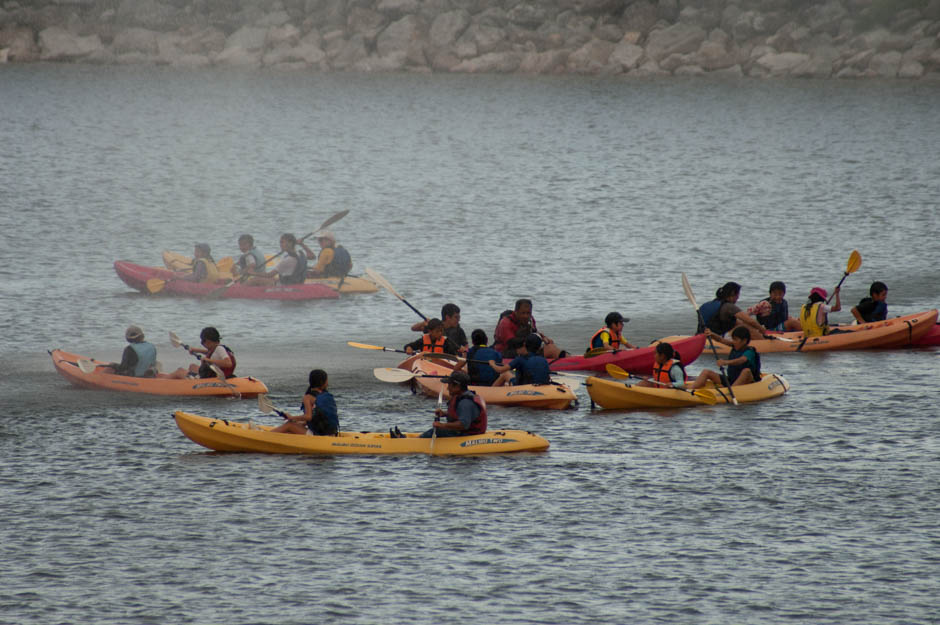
[{"xmin": 493, "ymin": 298, "xmax": 564, "ymax": 359}]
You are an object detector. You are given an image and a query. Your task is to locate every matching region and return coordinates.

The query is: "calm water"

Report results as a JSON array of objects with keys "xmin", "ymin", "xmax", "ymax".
[{"xmin": 1, "ymin": 64, "xmax": 939, "ymax": 624}]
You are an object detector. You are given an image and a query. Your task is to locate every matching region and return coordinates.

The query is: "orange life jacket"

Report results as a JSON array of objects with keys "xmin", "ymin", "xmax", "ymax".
[
  {"xmin": 588, "ymin": 327, "xmax": 621, "ymax": 351},
  {"xmin": 422, "ymin": 334, "xmax": 447, "ymax": 353},
  {"xmin": 652, "ymin": 359, "xmax": 680, "ymax": 385}
]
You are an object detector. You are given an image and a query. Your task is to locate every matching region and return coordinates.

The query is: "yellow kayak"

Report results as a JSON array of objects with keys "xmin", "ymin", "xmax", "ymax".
[
  {"xmin": 173, "ymin": 411, "xmax": 550, "ymax": 455},
  {"xmin": 161, "ymin": 250, "xmax": 378, "ymax": 294},
  {"xmin": 585, "ymin": 373, "xmax": 789, "ymax": 409}
]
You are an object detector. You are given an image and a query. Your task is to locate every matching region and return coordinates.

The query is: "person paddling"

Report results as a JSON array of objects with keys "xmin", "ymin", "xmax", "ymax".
[
  {"xmin": 850, "ymin": 281, "xmax": 888, "ymax": 323},
  {"xmin": 243, "ymin": 233, "xmax": 307, "ymax": 286},
  {"xmin": 232, "ymin": 234, "xmax": 266, "ymax": 279},
  {"xmin": 184, "ymin": 243, "xmax": 219, "ymax": 283},
  {"xmin": 490, "ymin": 334, "xmax": 551, "ymax": 387},
  {"xmin": 404, "ymin": 318, "xmax": 460, "ymax": 356},
  {"xmin": 103, "ymin": 325, "xmax": 158, "ymax": 378},
  {"xmin": 303, "ymin": 230, "xmax": 352, "ymax": 278},
  {"xmin": 164, "ymin": 327, "xmax": 236, "ymax": 379},
  {"xmin": 417, "ymin": 372, "xmax": 486, "ymax": 439},
  {"xmin": 270, "ymin": 369, "xmax": 339, "ymax": 436},
  {"xmin": 688, "ymin": 327, "xmax": 760, "ymax": 389},
  {"xmin": 800, "ymin": 286, "xmax": 842, "ymax": 337},
  {"xmin": 411, "ymin": 303, "xmax": 469, "ymax": 355},
  {"xmin": 638, "ymin": 342, "xmax": 686, "ymax": 388},
  {"xmin": 698, "ymin": 281, "xmax": 769, "ymax": 340},
  {"xmin": 493, "ymin": 298, "xmax": 565, "ymax": 359}
]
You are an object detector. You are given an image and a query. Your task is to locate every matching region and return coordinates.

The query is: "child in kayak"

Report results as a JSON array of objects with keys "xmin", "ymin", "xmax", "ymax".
[
  {"xmin": 453, "ymin": 329, "xmax": 502, "ymax": 386},
  {"xmin": 688, "ymin": 327, "xmax": 760, "ymax": 388},
  {"xmin": 754, "ymin": 281, "xmax": 802, "ymax": 332},
  {"xmin": 490, "ymin": 334, "xmax": 551, "ymax": 386},
  {"xmin": 404, "ymin": 318, "xmax": 460, "ymax": 356},
  {"xmin": 163, "ymin": 327, "xmax": 235, "ymax": 379},
  {"xmin": 800, "ymin": 286, "xmax": 842, "ymax": 337},
  {"xmin": 638, "ymin": 342, "xmax": 686, "ymax": 388},
  {"xmin": 586, "ymin": 311, "xmax": 637, "ymax": 355},
  {"xmin": 851, "ymin": 281, "xmax": 888, "ymax": 323},
  {"xmin": 271, "ymin": 369, "xmax": 339, "ymax": 436}
]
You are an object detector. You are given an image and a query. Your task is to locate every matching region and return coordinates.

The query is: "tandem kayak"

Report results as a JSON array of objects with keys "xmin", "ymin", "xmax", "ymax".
[
  {"xmin": 409, "ymin": 357, "xmax": 577, "ymax": 410},
  {"xmin": 585, "ymin": 373, "xmax": 789, "ymax": 410},
  {"xmin": 173, "ymin": 411, "xmax": 550, "ymax": 455},
  {"xmin": 658, "ymin": 310, "xmax": 938, "ymax": 354},
  {"xmin": 162, "ymin": 251, "xmax": 378, "ymax": 294},
  {"xmin": 50, "ymin": 349, "xmax": 268, "ymax": 397},
  {"xmin": 114, "ymin": 260, "xmax": 339, "ymax": 301},
  {"xmin": 548, "ymin": 333, "xmax": 706, "ymax": 374}
]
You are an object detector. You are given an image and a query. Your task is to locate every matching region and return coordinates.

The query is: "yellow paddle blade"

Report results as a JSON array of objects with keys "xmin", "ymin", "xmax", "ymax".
[
  {"xmin": 605, "ymin": 363, "xmax": 630, "ymax": 379},
  {"xmin": 216, "ymin": 257, "xmax": 234, "ymax": 272},
  {"xmin": 146, "ymin": 278, "xmax": 166, "ymax": 293},
  {"xmin": 846, "ymin": 249, "xmax": 862, "ymax": 274},
  {"xmin": 692, "ymin": 390, "xmax": 719, "ymax": 405},
  {"xmin": 347, "ymin": 341, "xmax": 385, "ymax": 351}
]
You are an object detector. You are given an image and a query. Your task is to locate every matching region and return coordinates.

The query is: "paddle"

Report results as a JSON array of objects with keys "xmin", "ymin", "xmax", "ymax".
[
  {"xmin": 348, "ymin": 341, "xmax": 412, "ymax": 355},
  {"xmin": 430, "ymin": 384, "xmax": 443, "ymax": 456},
  {"xmin": 363, "ymin": 267, "xmax": 428, "ymax": 321},
  {"xmin": 605, "ymin": 364, "xmax": 718, "ymax": 405},
  {"xmin": 258, "ymin": 394, "xmax": 289, "ymax": 419},
  {"xmin": 681, "ymin": 273, "xmax": 738, "ymax": 405},
  {"xmin": 827, "ymin": 249, "xmax": 862, "ymax": 304},
  {"xmin": 77, "ymin": 358, "xmax": 97, "ymax": 374},
  {"xmin": 169, "ymin": 331, "xmax": 237, "ymax": 394},
  {"xmin": 373, "ymin": 364, "xmax": 584, "ymax": 390}
]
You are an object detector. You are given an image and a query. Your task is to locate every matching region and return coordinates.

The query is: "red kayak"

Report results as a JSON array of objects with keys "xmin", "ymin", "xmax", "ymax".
[
  {"xmin": 114, "ymin": 260, "xmax": 339, "ymax": 301},
  {"xmin": 912, "ymin": 323, "xmax": 940, "ymax": 347},
  {"xmin": 549, "ymin": 333, "xmax": 706, "ymax": 374}
]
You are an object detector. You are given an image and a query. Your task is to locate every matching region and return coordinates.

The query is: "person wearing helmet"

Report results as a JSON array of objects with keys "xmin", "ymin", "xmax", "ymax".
[
  {"xmin": 103, "ymin": 325, "xmax": 158, "ymax": 377},
  {"xmin": 303, "ymin": 230, "xmax": 353, "ymax": 278},
  {"xmin": 184, "ymin": 243, "xmax": 220, "ymax": 283},
  {"xmin": 586, "ymin": 311, "xmax": 636, "ymax": 355},
  {"xmin": 415, "ymin": 371, "xmax": 487, "ymax": 438},
  {"xmin": 800, "ymin": 286, "xmax": 842, "ymax": 337},
  {"xmin": 489, "ymin": 334, "xmax": 551, "ymax": 387}
]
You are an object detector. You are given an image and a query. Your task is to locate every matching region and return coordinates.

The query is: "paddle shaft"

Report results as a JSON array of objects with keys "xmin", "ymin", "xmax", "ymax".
[
  {"xmin": 364, "ymin": 267, "xmax": 428, "ymax": 321},
  {"xmin": 682, "ymin": 273, "xmax": 738, "ymax": 405}
]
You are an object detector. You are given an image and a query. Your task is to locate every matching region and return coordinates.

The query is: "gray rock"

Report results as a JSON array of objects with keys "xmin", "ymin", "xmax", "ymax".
[
  {"xmin": 622, "ymin": 0, "xmax": 659, "ymax": 34},
  {"xmin": 115, "ymin": 0, "xmax": 183, "ymax": 30},
  {"xmin": 755, "ymin": 51, "xmax": 810, "ymax": 75},
  {"xmin": 377, "ymin": 0, "xmax": 420, "ymax": 18},
  {"xmin": 428, "ymin": 10, "xmax": 470, "ymax": 50},
  {"xmin": 256, "ymin": 10, "xmax": 291, "ymax": 28},
  {"xmin": 225, "ymin": 26, "xmax": 267, "ymax": 52},
  {"xmin": 376, "ymin": 15, "xmax": 426, "ymax": 65},
  {"xmin": 39, "ymin": 26, "xmax": 102, "ymax": 60},
  {"xmin": 645, "ymin": 22, "xmax": 705, "ymax": 61},
  {"xmin": 869, "ymin": 50, "xmax": 902, "ymax": 76},
  {"xmin": 608, "ymin": 40, "xmax": 643, "ymax": 69},
  {"xmin": 214, "ymin": 46, "xmax": 262, "ymax": 66},
  {"xmin": 331, "ymin": 34, "xmax": 368, "ymax": 69},
  {"xmin": 0, "ymin": 26, "xmax": 40, "ymax": 62},
  {"xmin": 452, "ymin": 50, "xmax": 522, "ymax": 72},
  {"xmin": 674, "ymin": 63, "xmax": 704, "ymax": 75},
  {"xmin": 461, "ymin": 21, "xmax": 507, "ymax": 55},
  {"xmin": 593, "ymin": 22, "xmax": 623, "ymax": 43},
  {"xmin": 171, "ymin": 53, "xmax": 211, "ymax": 68},
  {"xmin": 112, "ymin": 27, "xmax": 158, "ymax": 55},
  {"xmin": 791, "ymin": 55, "xmax": 833, "ymax": 77},
  {"xmin": 518, "ymin": 48, "xmax": 569, "ymax": 73},
  {"xmin": 180, "ymin": 27, "xmax": 226, "ymax": 55},
  {"xmin": 898, "ymin": 59, "xmax": 924, "ymax": 77},
  {"xmin": 696, "ymin": 38, "xmax": 736, "ymax": 70},
  {"xmin": 803, "ymin": 0, "xmax": 847, "ymax": 36},
  {"xmin": 506, "ymin": 3, "xmax": 549, "ymax": 29},
  {"xmin": 567, "ymin": 37, "xmax": 614, "ymax": 73},
  {"xmin": 347, "ymin": 7, "xmax": 388, "ymax": 44},
  {"xmin": 352, "ymin": 51, "xmax": 407, "ymax": 71},
  {"xmin": 266, "ymin": 23, "xmax": 301, "ymax": 48}
]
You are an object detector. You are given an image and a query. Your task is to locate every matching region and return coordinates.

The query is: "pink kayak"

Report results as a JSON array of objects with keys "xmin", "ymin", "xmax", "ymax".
[
  {"xmin": 114, "ymin": 260, "xmax": 339, "ymax": 301},
  {"xmin": 549, "ymin": 333, "xmax": 706, "ymax": 374},
  {"xmin": 912, "ymin": 323, "xmax": 940, "ymax": 347}
]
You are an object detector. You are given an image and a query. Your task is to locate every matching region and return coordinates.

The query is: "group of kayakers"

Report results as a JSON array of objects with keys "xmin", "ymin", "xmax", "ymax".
[{"xmin": 181, "ymin": 231, "xmax": 354, "ymax": 286}]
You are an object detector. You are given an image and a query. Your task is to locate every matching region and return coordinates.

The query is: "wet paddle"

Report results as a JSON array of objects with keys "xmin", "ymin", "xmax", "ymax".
[
  {"xmin": 605, "ymin": 363, "xmax": 718, "ymax": 405},
  {"xmin": 348, "ymin": 341, "xmax": 412, "ymax": 355},
  {"xmin": 681, "ymin": 273, "xmax": 738, "ymax": 405},
  {"xmin": 828, "ymin": 249, "xmax": 862, "ymax": 304},
  {"xmin": 363, "ymin": 267, "xmax": 428, "ymax": 321},
  {"xmin": 258, "ymin": 394, "xmax": 289, "ymax": 419},
  {"xmin": 169, "ymin": 331, "xmax": 238, "ymax": 396},
  {"xmin": 430, "ymin": 384, "xmax": 444, "ymax": 455}
]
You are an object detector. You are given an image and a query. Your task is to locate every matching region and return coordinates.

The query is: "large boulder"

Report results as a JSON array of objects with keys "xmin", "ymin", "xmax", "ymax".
[
  {"xmin": 115, "ymin": 0, "xmax": 184, "ymax": 30},
  {"xmin": 376, "ymin": 15, "xmax": 426, "ymax": 65},
  {"xmin": 518, "ymin": 48, "xmax": 570, "ymax": 73},
  {"xmin": 869, "ymin": 50, "xmax": 902, "ymax": 76},
  {"xmin": 608, "ymin": 39, "xmax": 644, "ymax": 70},
  {"xmin": 452, "ymin": 50, "xmax": 522, "ymax": 72},
  {"xmin": 754, "ymin": 51, "xmax": 810, "ymax": 75},
  {"xmin": 428, "ymin": 9, "xmax": 470, "ymax": 50},
  {"xmin": 567, "ymin": 37, "xmax": 614, "ymax": 72},
  {"xmin": 0, "ymin": 26, "xmax": 40, "ymax": 62},
  {"xmin": 645, "ymin": 22, "xmax": 706, "ymax": 61},
  {"xmin": 347, "ymin": 7, "xmax": 388, "ymax": 44},
  {"xmin": 38, "ymin": 27, "xmax": 103, "ymax": 60},
  {"xmin": 111, "ymin": 27, "xmax": 159, "ymax": 55}
]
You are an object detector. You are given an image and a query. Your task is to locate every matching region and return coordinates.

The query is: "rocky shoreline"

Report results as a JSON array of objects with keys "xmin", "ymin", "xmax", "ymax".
[{"xmin": 1, "ymin": 0, "xmax": 939, "ymax": 79}]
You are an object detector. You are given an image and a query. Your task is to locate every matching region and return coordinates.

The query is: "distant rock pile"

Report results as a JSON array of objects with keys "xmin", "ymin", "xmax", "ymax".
[{"xmin": 1, "ymin": 0, "xmax": 939, "ymax": 78}]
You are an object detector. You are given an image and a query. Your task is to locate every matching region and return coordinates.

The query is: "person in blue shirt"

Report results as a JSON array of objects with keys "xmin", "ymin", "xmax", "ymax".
[
  {"xmin": 851, "ymin": 281, "xmax": 888, "ymax": 323},
  {"xmin": 755, "ymin": 281, "xmax": 802, "ymax": 332},
  {"xmin": 271, "ymin": 369, "xmax": 339, "ymax": 436},
  {"xmin": 104, "ymin": 325, "xmax": 158, "ymax": 377},
  {"xmin": 454, "ymin": 329, "xmax": 502, "ymax": 386},
  {"xmin": 489, "ymin": 334, "xmax": 551, "ymax": 386},
  {"xmin": 688, "ymin": 327, "xmax": 760, "ymax": 388}
]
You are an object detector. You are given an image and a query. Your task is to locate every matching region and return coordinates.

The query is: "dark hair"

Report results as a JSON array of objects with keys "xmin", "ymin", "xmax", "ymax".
[
  {"xmin": 441, "ymin": 303, "xmax": 460, "ymax": 319},
  {"xmin": 524, "ymin": 333, "xmax": 542, "ymax": 353},
  {"xmin": 808, "ymin": 291, "xmax": 826, "ymax": 304},
  {"xmin": 870, "ymin": 281, "xmax": 887, "ymax": 296},
  {"xmin": 655, "ymin": 342, "xmax": 674, "ymax": 359},
  {"xmin": 514, "ymin": 298, "xmax": 533, "ymax": 312},
  {"xmin": 471, "ymin": 329, "xmax": 487, "ymax": 345},
  {"xmin": 730, "ymin": 326, "xmax": 751, "ymax": 342},
  {"xmin": 605, "ymin": 311, "xmax": 624, "ymax": 327},
  {"xmin": 426, "ymin": 318, "xmax": 443, "ymax": 331},
  {"xmin": 769, "ymin": 281, "xmax": 786, "ymax": 294},
  {"xmin": 281, "ymin": 233, "xmax": 297, "ymax": 246},
  {"xmin": 200, "ymin": 326, "xmax": 221, "ymax": 342},
  {"xmin": 716, "ymin": 282, "xmax": 741, "ymax": 301},
  {"xmin": 445, "ymin": 371, "xmax": 470, "ymax": 390},
  {"xmin": 238, "ymin": 234, "xmax": 253, "ymax": 245},
  {"xmin": 308, "ymin": 369, "xmax": 328, "ymax": 390}
]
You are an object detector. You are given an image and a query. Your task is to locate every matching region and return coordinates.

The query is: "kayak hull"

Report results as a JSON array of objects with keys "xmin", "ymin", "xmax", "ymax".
[
  {"xmin": 114, "ymin": 260, "xmax": 339, "ymax": 301},
  {"xmin": 162, "ymin": 250, "xmax": 378, "ymax": 294},
  {"xmin": 585, "ymin": 373, "xmax": 789, "ymax": 409},
  {"xmin": 659, "ymin": 310, "xmax": 938, "ymax": 354},
  {"xmin": 912, "ymin": 323, "xmax": 940, "ymax": 347},
  {"xmin": 50, "ymin": 349, "xmax": 268, "ymax": 397},
  {"xmin": 410, "ymin": 358, "xmax": 577, "ymax": 410},
  {"xmin": 174, "ymin": 411, "xmax": 550, "ymax": 455},
  {"xmin": 548, "ymin": 333, "xmax": 706, "ymax": 374}
]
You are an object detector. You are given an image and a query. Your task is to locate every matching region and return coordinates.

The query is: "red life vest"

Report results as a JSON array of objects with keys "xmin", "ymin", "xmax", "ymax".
[
  {"xmin": 651, "ymin": 359, "xmax": 679, "ymax": 385},
  {"xmin": 588, "ymin": 326, "xmax": 621, "ymax": 351},
  {"xmin": 447, "ymin": 391, "xmax": 487, "ymax": 436},
  {"xmin": 199, "ymin": 345, "xmax": 236, "ymax": 378},
  {"xmin": 422, "ymin": 334, "xmax": 447, "ymax": 353}
]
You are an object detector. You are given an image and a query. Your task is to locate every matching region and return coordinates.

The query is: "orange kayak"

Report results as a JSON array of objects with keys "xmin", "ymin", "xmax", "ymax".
[
  {"xmin": 50, "ymin": 349, "xmax": 268, "ymax": 397},
  {"xmin": 659, "ymin": 310, "xmax": 938, "ymax": 354}
]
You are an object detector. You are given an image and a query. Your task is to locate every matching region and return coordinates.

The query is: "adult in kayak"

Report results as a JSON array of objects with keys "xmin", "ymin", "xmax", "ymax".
[
  {"xmin": 638, "ymin": 342, "xmax": 686, "ymax": 388},
  {"xmin": 184, "ymin": 243, "xmax": 219, "ymax": 283},
  {"xmin": 411, "ymin": 303, "xmax": 469, "ymax": 355},
  {"xmin": 404, "ymin": 318, "xmax": 460, "ymax": 356},
  {"xmin": 232, "ymin": 234, "xmax": 266, "ymax": 279},
  {"xmin": 586, "ymin": 311, "xmax": 636, "ymax": 355},
  {"xmin": 851, "ymin": 281, "xmax": 888, "ymax": 323},
  {"xmin": 490, "ymin": 334, "xmax": 552, "ymax": 387},
  {"xmin": 697, "ymin": 281, "xmax": 769, "ymax": 340},
  {"xmin": 270, "ymin": 369, "xmax": 339, "ymax": 436},
  {"xmin": 102, "ymin": 325, "xmax": 159, "ymax": 377},
  {"xmin": 800, "ymin": 286, "xmax": 842, "ymax": 337},
  {"xmin": 453, "ymin": 329, "xmax": 502, "ymax": 386},
  {"xmin": 754, "ymin": 281, "xmax": 802, "ymax": 332},
  {"xmin": 418, "ymin": 372, "xmax": 486, "ymax": 438},
  {"xmin": 688, "ymin": 327, "xmax": 760, "ymax": 388},
  {"xmin": 303, "ymin": 230, "xmax": 352, "ymax": 279},
  {"xmin": 243, "ymin": 233, "xmax": 307, "ymax": 286},
  {"xmin": 493, "ymin": 298, "xmax": 565, "ymax": 359},
  {"xmin": 163, "ymin": 327, "xmax": 236, "ymax": 379}
]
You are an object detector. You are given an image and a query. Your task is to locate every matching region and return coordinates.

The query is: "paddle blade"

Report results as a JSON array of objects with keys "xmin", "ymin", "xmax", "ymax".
[
  {"xmin": 347, "ymin": 341, "xmax": 386, "ymax": 351},
  {"xmin": 693, "ymin": 390, "xmax": 719, "ymax": 405},
  {"xmin": 169, "ymin": 331, "xmax": 182, "ymax": 348},
  {"xmin": 215, "ymin": 257, "xmax": 234, "ymax": 273},
  {"xmin": 258, "ymin": 394, "xmax": 275, "ymax": 414},
  {"xmin": 146, "ymin": 278, "xmax": 166, "ymax": 293},
  {"xmin": 846, "ymin": 249, "xmax": 862, "ymax": 274},
  {"xmin": 605, "ymin": 363, "xmax": 630, "ymax": 379},
  {"xmin": 374, "ymin": 367, "xmax": 416, "ymax": 383},
  {"xmin": 363, "ymin": 267, "xmax": 401, "ymax": 299},
  {"xmin": 553, "ymin": 374, "xmax": 582, "ymax": 391},
  {"xmin": 681, "ymin": 272, "xmax": 698, "ymax": 309},
  {"xmin": 316, "ymin": 209, "xmax": 350, "ymax": 233},
  {"xmin": 77, "ymin": 359, "xmax": 97, "ymax": 374}
]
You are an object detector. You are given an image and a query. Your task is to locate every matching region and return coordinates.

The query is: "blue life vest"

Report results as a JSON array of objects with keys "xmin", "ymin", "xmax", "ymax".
[
  {"xmin": 467, "ymin": 345, "xmax": 501, "ymax": 386},
  {"xmin": 239, "ymin": 249, "xmax": 267, "ymax": 274},
  {"xmin": 129, "ymin": 341, "xmax": 157, "ymax": 377},
  {"xmin": 281, "ymin": 251, "xmax": 307, "ymax": 285},
  {"xmin": 727, "ymin": 346, "xmax": 760, "ymax": 384},
  {"xmin": 325, "ymin": 245, "xmax": 352, "ymax": 277},
  {"xmin": 697, "ymin": 299, "xmax": 722, "ymax": 334},
  {"xmin": 509, "ymin": 353, "xmax": 551, "ymax": 385}
]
